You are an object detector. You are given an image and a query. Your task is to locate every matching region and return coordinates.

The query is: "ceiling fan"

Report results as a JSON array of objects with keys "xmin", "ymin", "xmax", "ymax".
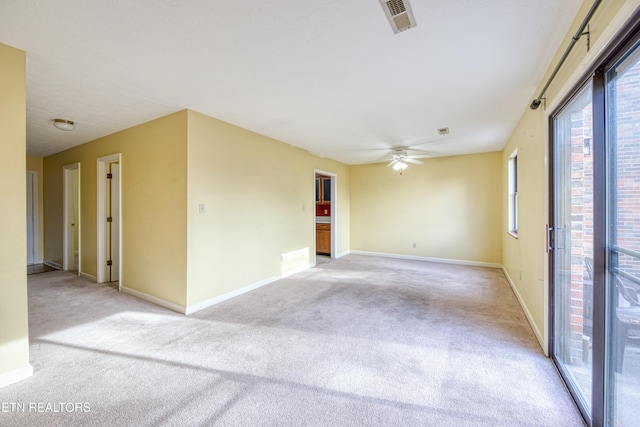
[{"xmin": 386, "ymin": 147, "xmax": 425, "ymax": 171}]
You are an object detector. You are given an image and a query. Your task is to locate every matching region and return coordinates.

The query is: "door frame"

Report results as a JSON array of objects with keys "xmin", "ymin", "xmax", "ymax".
[
  {"xmin": 313, "ymin": 169, "xmax": 337, "ymax": 263},
  {"xmin": 26, "ymin": 170, "xmax": 39, "ymax": 265},
  {"xmin": 63, "ymin": 163, "xmax": 81, "ymax": 273},
  {"xmin": 97, "ymin": 153, "xmax": 122, "ymax": 286}
]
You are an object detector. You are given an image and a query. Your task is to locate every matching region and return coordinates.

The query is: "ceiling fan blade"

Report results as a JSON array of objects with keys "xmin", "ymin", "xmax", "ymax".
[
  {"xmin": 405, "ymin": 158, "xmax": 424, "ymax": 165},
  {"xmin": 386, "ymin": 160, "xmax": 397, "ymax": 167},
  {"xmin": 406, "ymin": 148, "xmax": 433, "ymax": 155}
]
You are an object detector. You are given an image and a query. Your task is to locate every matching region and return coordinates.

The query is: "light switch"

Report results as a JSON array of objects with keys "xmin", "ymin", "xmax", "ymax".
[{"xmin": 199, "ymin": 203, "xmax": 206, "ymax": 214}]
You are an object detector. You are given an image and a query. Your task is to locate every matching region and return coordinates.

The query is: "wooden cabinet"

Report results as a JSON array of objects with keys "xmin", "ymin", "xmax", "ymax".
[{"xmin": 316, "ymin": 223, "xmax": 331, "ymax": 255}]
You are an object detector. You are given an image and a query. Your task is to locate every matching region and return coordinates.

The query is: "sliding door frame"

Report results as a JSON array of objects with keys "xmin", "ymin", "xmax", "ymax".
[{"xmin": 549, "ymin": 10, "xmax": 640, "ymax": 427}]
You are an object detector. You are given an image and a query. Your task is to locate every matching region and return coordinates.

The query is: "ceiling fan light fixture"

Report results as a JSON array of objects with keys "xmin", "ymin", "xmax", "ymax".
[
  {"xmin": 53, "ymin": 119, "xmax": 75, "ymax": 131},
  {"xmin": 393, "ymin": 161, "xmax": 408, "ymax": 171}
]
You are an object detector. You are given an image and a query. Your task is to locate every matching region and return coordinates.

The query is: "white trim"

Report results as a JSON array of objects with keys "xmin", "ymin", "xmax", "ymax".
[
  {"xmin": 79, "ymin": 272, "xmax": 97, "ymax": 281},
  {"xmin": 122, "ymin": 263, "xmax": 314, "ymax": 315},
  {"xmin": 351, "ymin": 250, "xmax": 503, "ymax": 269},
  {"xmin": 186, "ymin": 263, "xmax": 314, "ymax": 315},
  {"xmin": 26, "ymin": 171, "xmax": 39, "ymax": 265},
  {"xmin": 63, "ymin": 163, "xmax": 80, "ymax": 274},
  {"xmin": 502, "ymin": 267, "xmax": 546, "ymax": 354},
  {"xmin": 120, "ymin": 286, "xmax": 186, "ymax": 314},
  {"xmin": 335, "ymin": 250, "xmax": 350, "ymax": 259},
  {"xmin": 44, "ymin": 260, "xmax": 63, "ymax": 270},
  {"xmin": 508, "ymin": 150, "xmax": 518, "ymax": 236},
  {"xmin": 0, "ymin": 365, "xmax": 33, "ymax": 389},
  {"xmin": 282, "ymin": 262, "xmax": 313, "ymax": 279},
  {"xmin": 314, "ymin": 169, "xmax": 338, "ymax": 261}
]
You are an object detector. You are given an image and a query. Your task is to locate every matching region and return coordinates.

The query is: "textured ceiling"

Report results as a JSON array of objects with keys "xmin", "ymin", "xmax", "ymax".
[{"xmin": 0, "ymin": 0, "xmax": 582, "ymax": 164}]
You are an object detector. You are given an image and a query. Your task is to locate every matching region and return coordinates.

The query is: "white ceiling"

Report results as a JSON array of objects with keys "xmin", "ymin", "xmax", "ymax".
[{"xmin": 0, "ymin": 0, "xmax": 582, "ymax": 164}]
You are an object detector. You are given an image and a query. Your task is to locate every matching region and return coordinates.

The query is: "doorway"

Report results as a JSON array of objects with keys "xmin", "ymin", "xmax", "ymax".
[
  {"xmin": 314, "ymin": 170, "xmax": 337, "ymax": 263},
  {"xmin": 97, "ymin": 154, "xmax": 121, "ymax": 286},
  {"xmin": 63, "ymin": 163, "xmax": 80, "ymax": 273},
  {"xmin": 26, "ymin": 171, "xmax": 38, "ymax": 265}
]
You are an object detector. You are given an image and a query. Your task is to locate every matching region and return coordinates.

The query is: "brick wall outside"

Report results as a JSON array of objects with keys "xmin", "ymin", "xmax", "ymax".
[
  {"xmin": 568, "ymin": 101, "xmax": 593, "ymax": 364},
  {"xmin": 614, "ymin": 64, "xmax": 640, "ymax": 277},
  {"xmin": 565, "ymin": 55, "xmax": 640, "ymax": 365}
]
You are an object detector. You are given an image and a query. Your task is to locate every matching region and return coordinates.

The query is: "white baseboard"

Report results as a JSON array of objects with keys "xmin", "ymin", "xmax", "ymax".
[
  {"xmin": 0, "ymin": 365, "xmax": 33, "ymax": 389},
  {"xmin": 120, "ymin": 286, "xmax": 186, "ymax": 314},
  {"xmin": 350, "ymin": 250, "xmax": 503, "ymax": 269},
  {"xmin": 79, "ymin": 271, "xmax": 96, "ymax": 281},
  {"xmin": 119, "ymin": 263, "xmax": 314, "ymax": 316},
  {"xmin": 335, "ymin": 250, "xmax": 350, "ymax": 259},
  {"xmin": 185, "ymin": 263, "xmax": 313, "ymax": 315},
  {"xmin": 43, "ymin": 260, "xmax": 62, "ymax": 270},
  {"xmin": 281, "ymin": 263, "xmax": 313, "ymax": 279},
  {"xmin": 502, "ymin": 267, "xmax": 546, "ymax": 353}
]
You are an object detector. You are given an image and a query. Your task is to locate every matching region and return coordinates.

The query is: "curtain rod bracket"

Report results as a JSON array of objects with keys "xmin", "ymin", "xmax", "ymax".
[
  {"xmin": 530, "ymin": 97, "xmax": 546, "ymax": 110},
  {"xmin": 583, "ymin": 25, "xmax": 591, "ymax": 52}
]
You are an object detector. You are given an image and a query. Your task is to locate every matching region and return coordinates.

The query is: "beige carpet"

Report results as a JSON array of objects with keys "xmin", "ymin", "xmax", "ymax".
[{"xmin": 0, "ymin": 255, "xmax": 584, "ymax": 426}]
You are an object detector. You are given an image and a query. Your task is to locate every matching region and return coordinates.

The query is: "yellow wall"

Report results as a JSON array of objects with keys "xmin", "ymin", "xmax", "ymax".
[
  {"xmin": 185, "ymin": 110, "xmax": 350, "ymax": 306},
  {"xmin": 42, "ymin": 108, "xmax": 350, "ymax": 311},
  {"xmin": 502, "ymin": 0, "xmax": 634, "ymax": 350},
  {"xmin": 0, "ymin": 43, "xmax": 31, "ymax": 385},
  {"xmin": 26, "ymin": 156, "xmax": 44, "ymax": 261},
  {"xmin": 350, "ymin": 152, "xmax": 502, "ymax": 265},
  {"xmin": 44, "ymin": 111, "xmax": 188, "ymax": 306}
]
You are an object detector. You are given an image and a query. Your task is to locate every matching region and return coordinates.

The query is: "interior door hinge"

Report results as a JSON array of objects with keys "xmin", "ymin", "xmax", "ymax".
[
  {"xmin": 107, "ymin": 173, "xmax": 113, "ymax": 179},
  {"xmin": 107, "ymin": 217, "xmax": 112, "ymax": 223},
  {"xmin": 107, "ymin": 260, "xmax": 113, "ymax": 266}
]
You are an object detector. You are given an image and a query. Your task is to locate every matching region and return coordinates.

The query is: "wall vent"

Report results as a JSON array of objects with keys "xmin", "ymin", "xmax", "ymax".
[{"xmin": 379, "ymin": 0, "xmax": 417, "ymax": 34}]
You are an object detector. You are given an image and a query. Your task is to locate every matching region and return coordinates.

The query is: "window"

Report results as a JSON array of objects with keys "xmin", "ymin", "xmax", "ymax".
[{"xmin": 508, "ymin": 150, "xmax": 518, "ymax": 236}]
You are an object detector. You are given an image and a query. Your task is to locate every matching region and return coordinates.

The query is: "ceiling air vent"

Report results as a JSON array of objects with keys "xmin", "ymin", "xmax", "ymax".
[{"xmin": 379, "ymin": 0, "xmax": 417, "ymax": 34}]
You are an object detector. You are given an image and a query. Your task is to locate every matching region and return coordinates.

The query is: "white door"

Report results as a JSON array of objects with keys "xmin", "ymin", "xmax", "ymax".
[
  {"xmin": 97, "ymin": 153, "xmax": 121, "ymax": 285},
  {"xmin": 63, "ymin": 164, "xmax": 80, "ymax": 272},
  {"xmin": 109, "ymin": 163, "xmax": 120, "ymax": 282},
  {"xmin": 26, "ymin": 171, "xmax": 37, "ymax": 265}
]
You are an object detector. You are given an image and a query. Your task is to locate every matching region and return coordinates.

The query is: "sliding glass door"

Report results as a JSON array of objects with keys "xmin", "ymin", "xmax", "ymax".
[
  {"xmin": 605, "ymin": 39, "xmax": 640, "ymax": 427},
  {"xmin": 552, "ymin": 81, "xmax": 594, "ymax": 416},
  {"xmin": 551, "ymin": 21, "xmax": 640, "ymax": 427}
]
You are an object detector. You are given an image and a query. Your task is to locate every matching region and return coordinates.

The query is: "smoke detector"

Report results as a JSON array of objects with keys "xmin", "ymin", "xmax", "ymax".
[{"xmin": 379, "ymin": 0, "xmax": 417, "ymax": 34}]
